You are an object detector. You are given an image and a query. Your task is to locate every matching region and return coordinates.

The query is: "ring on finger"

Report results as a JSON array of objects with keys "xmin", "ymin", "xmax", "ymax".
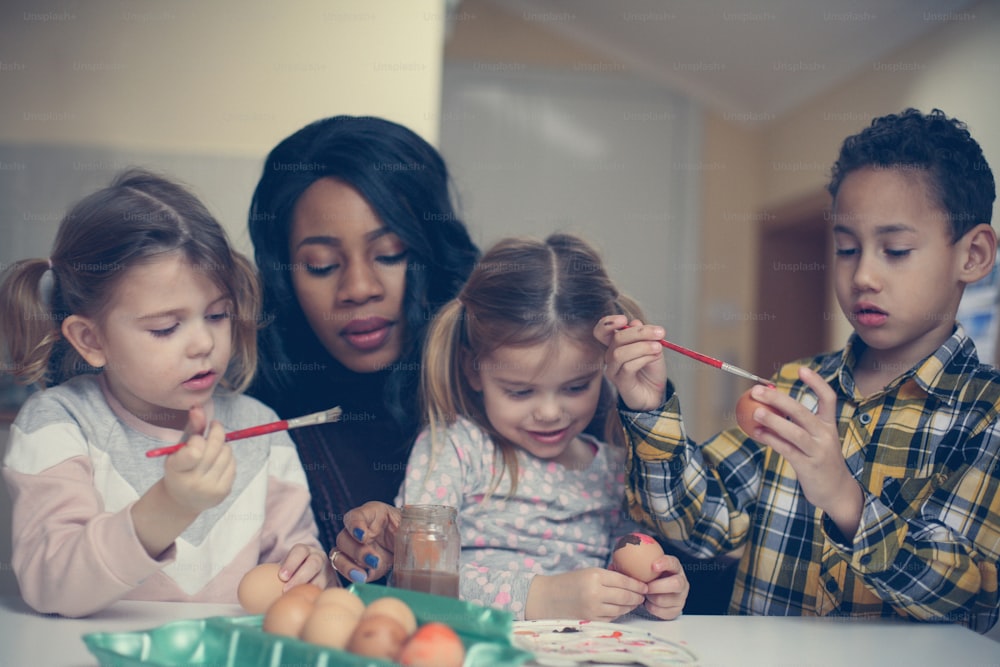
[{"xmin": 329, "ymin": 548, "xmax": 342, "ymax": 570}]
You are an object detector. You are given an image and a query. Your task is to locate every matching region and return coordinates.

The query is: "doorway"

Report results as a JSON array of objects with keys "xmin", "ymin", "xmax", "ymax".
[{"xmin": 754, "ymin": 191, "xmax": 832, "ymax": 377}]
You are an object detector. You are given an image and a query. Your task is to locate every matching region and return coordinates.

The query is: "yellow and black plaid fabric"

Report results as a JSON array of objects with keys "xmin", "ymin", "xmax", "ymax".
[{"xmin": 621, "ymin": 325, "xmax": 1000, "ymax": 633}]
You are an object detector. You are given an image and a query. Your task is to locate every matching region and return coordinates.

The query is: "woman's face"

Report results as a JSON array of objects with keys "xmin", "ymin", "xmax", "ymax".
[{"xmin": 288, "ymin": 177, "xmax": 408, "ymax": 373}]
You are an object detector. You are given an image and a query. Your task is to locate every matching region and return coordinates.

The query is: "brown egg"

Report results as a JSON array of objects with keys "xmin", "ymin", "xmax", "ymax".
[
  {"xmin": 314, "ymin": 587, "xmax": 366, "ymax": 617},
  {"xmin": 237, "ymin": 563, "xmax": 285, "ymax": 614},
  {"xmin": 285, "ymin": 583, "xmax": 322, "ymax": 603},
  {"xmin": 346, "ymin": 615, "xmax": 409, "ymax": 661},
  {"xmin": 610, "ymin": 532, "xmax": 665, "ymax": 582},
  {"xmin": 262, "ymin": 592, "xmax": 314, "ymax": 637},
  {"xmin": 735, "ymin": 387, "xmax": 781, "ymax": 436},
  {"xmin": 300, "ymin": 602, "xmax": 361, "ymax": 649},
  {"xmin": 362, "ymin": 596, "xmax": 417, "ymax": 635},
  {"xmin": 398, "ymin": 622, "xmax": 466, "ymax": 667}
]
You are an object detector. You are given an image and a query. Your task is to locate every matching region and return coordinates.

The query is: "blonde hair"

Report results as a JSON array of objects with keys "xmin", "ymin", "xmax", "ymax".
[
  {"xmin": 420, "ymin": 233, "xmax": 643, "ymax": 494},
  {"xmin": 0, "ymin": 168, "xmax": 261, "ymax": 391}
]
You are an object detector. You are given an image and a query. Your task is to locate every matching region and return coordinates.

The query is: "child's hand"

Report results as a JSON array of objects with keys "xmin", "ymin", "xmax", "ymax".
[
  {"xmin": 525, "ymin": 567, "xmax": 646, "ymax": 621},
  {"xmin": 594, "ymin": 315, "xmax": 668, "ymax": 411},
  {"xmin": 162, "ymin": 406, "xmax": 236, "ymax": 514},
  {"xmin": 329, "ymin": 501, "xmax": 401, "ymax": 584},
  {"xmin": 743, "ymin": 366, "xmax": 863, "ymax": 538},
  {"xmin": 277, "ymin": 543, "xmax": 339, "ymax": 590},
  {"xmin": 132, "ymin": 406, "xmax": 236, "ymax": 558},
  {"xmin": 642, "ymin": 554, "xmax": 689, "ymax": 620}
]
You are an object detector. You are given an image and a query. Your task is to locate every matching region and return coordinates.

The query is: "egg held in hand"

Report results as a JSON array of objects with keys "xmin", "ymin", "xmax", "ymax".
[
  {"xmin": 237, "ymin": 563, "xmax": 286, "ymax": 614},
  {"xmin": 610, "ymin": 532, "xmax": 664, "ymax": 582},
  {"xmin": 734, "ymin": 386, "xmax": 782, "ymax": 436}
]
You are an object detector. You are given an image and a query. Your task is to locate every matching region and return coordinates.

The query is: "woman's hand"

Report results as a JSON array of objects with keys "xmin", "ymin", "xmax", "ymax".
[
  {"xmin": 594, "ymin": 315, "xmax": 668, "ymax": 411},
  {"xmin": 642, "ymin": 554, "xmax": 689, "ymax": 620},
  {"xmin": 525, "ymin": 568, "xmax": 646, "ymax": 621},
  {"xmin": 329, "ymin": 501, "xmax": 401, "ymax": 583}
]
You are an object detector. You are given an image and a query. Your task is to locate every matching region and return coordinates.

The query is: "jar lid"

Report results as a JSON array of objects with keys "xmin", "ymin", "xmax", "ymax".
[{"xmin": 400, "ymin": 504, "xmax": 457, "ymax": 519}]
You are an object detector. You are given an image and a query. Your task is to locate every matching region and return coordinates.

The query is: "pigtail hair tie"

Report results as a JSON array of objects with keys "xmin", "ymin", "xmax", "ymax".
[{"xmin": 40, "ymin": 258, "xmax": 56, "ymax": 308}]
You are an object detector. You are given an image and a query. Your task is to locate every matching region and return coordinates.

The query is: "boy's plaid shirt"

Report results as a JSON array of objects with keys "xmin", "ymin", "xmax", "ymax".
[{"xmin": 622, "ymin": 325, "xmax": 1000, "ymax": 633}]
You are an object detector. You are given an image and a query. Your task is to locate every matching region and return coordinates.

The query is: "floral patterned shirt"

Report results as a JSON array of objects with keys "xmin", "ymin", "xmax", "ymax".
[{"xmin": 397, "ymin": 416, "xmax": 635, "ymax": 619}]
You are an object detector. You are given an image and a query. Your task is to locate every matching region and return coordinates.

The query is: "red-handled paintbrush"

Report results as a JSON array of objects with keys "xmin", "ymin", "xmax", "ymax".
[
  {"xmin": 657, "ymin": 339, "xmax": 775, "ymax": 387},
  {"xmin": 622, "ymin": 326, "xmax": 774, "ymax": 387},
  {"xmin": 145, "ymin": 406, "xmax": 343, "ymax": 458}
]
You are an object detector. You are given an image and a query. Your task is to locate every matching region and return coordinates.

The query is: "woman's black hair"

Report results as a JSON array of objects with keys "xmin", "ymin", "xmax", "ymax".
[{"xmin": 248, "ymin": 115, "xmax": 479, "ymax": 431}]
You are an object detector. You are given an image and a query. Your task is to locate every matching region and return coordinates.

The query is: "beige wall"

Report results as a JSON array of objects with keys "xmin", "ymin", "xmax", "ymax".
[
  {"xmin": 694, "ymin": 115, "xmax": 766, "ymax": 437},
  {"xmin": 446, "ymin": 0, "xmax": 602, "ymax": 66},
  {"xmin": 0, "ymin": 0, "xmax": 447, "ymax": 154}
]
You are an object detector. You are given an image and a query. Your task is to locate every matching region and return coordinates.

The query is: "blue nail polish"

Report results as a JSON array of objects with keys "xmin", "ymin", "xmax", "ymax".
[
  {"xmin": 353, "ymin": 527, "xmax": 365, "ymax": 540},
  {"xmin": 364, "ymin": 554, "xmax": 380, "ymax": 569},
  {"xmin": 349, "ymin": 569, "xmax": 367, "ymax": 583}
]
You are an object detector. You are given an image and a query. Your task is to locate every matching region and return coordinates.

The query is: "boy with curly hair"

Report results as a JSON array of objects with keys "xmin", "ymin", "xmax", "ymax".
[{"xmin": 597, "ymin": 108, "xmax": 1000, "ymax": 632}]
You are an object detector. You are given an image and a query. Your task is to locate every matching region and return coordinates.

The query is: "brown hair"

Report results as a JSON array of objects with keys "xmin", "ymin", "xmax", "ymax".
[
  {"xmin": 420, "ymin": 233, "xmax": 643, "ymax": 494},
  {"xmin": 0, "ymin": 168, "xmax": 261, "ymax": 391}
]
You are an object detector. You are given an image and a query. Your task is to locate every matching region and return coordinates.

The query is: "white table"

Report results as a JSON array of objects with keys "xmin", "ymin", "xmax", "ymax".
[{"xmin": 1, "ymin": 595, "xmax": 997, "ymax": 667}]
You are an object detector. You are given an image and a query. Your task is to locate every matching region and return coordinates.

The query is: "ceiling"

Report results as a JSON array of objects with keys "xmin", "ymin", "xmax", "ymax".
[{"xmin": 481, "ymin": 0, "xmax": 981, "ymax": 119}]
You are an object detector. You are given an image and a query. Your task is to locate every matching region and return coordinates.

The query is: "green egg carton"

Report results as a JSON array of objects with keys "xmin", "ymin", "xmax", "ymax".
[{"xmin": 82, "ymin": 583, "xmax": 534, "ymax": 667}]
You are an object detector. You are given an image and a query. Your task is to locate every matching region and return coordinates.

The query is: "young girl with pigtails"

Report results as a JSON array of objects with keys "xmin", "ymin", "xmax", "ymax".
[
  {"xmin": 330, "ymin": 233, "xmax": 689, "ymax": 621},
  {"xmin": 0, "ymin": 169, "xmax": 332, "ymax": 617}
]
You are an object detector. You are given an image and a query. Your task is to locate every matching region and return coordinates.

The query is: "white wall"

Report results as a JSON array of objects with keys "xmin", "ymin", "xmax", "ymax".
[{"xmin": 440, "ymin": 64, "xmax": 703, "ymax": 423}]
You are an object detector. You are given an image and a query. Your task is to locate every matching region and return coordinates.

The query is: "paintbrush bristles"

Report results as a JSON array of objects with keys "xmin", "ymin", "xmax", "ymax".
[
  {"xmin": 287, "ymin": 407, "xmax": 342, "ymax": 428},
  {"xmin": 317, "ymin": 406, "xmax": 342, "ymax": 423},
  {"xmin": 720, "ymin": 363, "xmax": 774, "ymax": 387}
]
